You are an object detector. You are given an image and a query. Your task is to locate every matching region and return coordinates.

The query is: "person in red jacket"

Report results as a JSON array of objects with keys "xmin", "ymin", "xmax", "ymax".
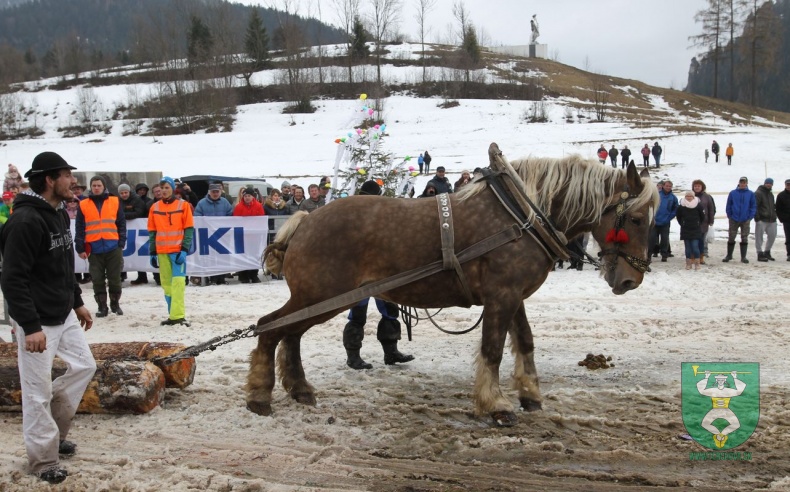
[{"xmin": 233, "ymin": 187, "xmax": 265, "ymax": 283}]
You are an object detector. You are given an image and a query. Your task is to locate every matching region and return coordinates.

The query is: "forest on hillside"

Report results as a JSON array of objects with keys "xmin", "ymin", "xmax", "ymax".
[
  {"xmin": 686, "ymin": 0, "xmax": 790, "ymax": 112},
  {"xmin": 0, "ymin": 0, "xmax": 346, "ymax": 84}
]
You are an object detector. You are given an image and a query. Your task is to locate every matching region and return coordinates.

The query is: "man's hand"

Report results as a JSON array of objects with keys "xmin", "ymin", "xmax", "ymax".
[
  {"xmin": 78, "ymin": 252, "xmax": 88, "ymax": 260},
  {"xmin": 25, "ymin": 332, "xmax": 47, "ymax": 353},
  {"xmin": 705, "ymin": 370, "xmax": 711, "ymax": 378},
  {"xmin": 74, "ymin": 305, "xmax": 93, "ymax": 331},
  {"xmin": 175, "ymin": 251, "xmax": 187, "ymax": 265}
]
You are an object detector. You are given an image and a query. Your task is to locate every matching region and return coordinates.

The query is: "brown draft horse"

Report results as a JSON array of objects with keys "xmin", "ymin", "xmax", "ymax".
[{"xmin": 249, "ymin": 145, "xmax": 659, "ymax": 426}]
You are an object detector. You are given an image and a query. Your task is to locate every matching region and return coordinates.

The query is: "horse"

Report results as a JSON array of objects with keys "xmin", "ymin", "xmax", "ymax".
[{"xmin": 248, "ymin": 144, "xmax": 659, "ymax": 426}]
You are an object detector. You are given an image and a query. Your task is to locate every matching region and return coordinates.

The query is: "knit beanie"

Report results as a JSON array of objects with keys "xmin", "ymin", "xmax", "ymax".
[{"xmin": 118, "ymin": 184, "xmax": 131, "ymax": 193}]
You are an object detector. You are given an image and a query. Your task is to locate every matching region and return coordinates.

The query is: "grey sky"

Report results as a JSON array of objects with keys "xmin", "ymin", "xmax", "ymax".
[{"xmin": 238, "ymin": 0, "xmax": 709, "ymax": 89}]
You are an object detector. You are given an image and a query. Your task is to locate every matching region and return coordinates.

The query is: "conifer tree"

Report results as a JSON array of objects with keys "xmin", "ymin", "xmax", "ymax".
[{"xmin": 245, "ymin": 8, "xmax": 270, "ymax": 71}]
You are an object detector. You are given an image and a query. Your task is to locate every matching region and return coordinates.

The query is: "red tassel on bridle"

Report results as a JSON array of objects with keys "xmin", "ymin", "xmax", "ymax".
[{"xmin": 606, "ymin": 228, "xmax": 630, "ymax": 244}]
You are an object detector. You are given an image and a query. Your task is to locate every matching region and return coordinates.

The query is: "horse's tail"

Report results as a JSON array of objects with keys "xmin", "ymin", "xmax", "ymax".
[{"xmin": 262, "ymin": 211, "xmax": 309, "ymax": 275}]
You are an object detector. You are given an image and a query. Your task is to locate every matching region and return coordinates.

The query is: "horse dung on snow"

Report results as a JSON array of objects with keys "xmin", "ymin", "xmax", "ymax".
[{"xmin": 249, "ymin": 143, "xmax": 659, "ymax": 426}]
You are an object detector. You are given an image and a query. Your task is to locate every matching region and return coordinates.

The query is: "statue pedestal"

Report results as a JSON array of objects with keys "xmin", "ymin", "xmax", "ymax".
[{"xmin": 529, "ymin": 44, "xmax": 547, "ymax": 59}]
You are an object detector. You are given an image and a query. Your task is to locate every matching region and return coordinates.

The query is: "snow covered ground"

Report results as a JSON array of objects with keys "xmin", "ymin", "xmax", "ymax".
[{"xmin": 1, "ymin": 57, "xmax": 789, "ymax": 489}]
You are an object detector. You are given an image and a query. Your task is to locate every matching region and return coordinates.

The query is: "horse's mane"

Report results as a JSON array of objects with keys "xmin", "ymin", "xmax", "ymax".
[{"xmin": 456, "ymin": 154, "xmax": 659, "ymax": 230}]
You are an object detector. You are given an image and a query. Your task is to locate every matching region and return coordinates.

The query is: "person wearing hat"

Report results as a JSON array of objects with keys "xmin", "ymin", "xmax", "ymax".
[
  {"xmin": 280, "ymin": 180, "xmax": 292, "ymax": 202},
  {"xmin": 4, "ymin": 163, "xmax": 23, "ymax": 192},
  {"xmin": 71, "ymin": 183, "xmax": 87, "ymax": 201},
  {"xmin": 75, "ymin": 176, "xmax": 127, "ymax": 317},
  {"xmin": 454, "ymin": 170, "xmax": 472, "ymax": 192},
  {"xmin": 651, "ymin": 141, "xmax": 663, "ymax": 168},
  {"xmin": 754, "ymin": 178, "xmax": 777, "ymax": 262},
  {"xmin": 427, "ymin": 166, "xmax": 453, "ymax": 194},
  {"xmin": 233, "ymin": 186, "xmax": 265, "ymax": 283},
  {"xmin": 723, "ymin": 177, "xmax": 757, "ymax": 263},
  {"xmin": 343, "ymin": 180, "xmax": 414, "ymax": 370},
  {"xmin": 0, "ymin": 190, "xmax": 14, "ymax": 226},
  {"xmin": 148, "ymin": 176, "xmax": 194, "ymax": 325},
  {"xmin": 135, "ymin": 183, "xmax": 152, "ymax": 208},
  {"xmin": 775, "ymin": 179, "xmax": 790, "ymax": 261},
  {"xmin": 194, "ymin": 182, "xmax": 232, "ymax": 285},
  {"xmin": 423, "ymin": 150, "xmax": 432, "ymax": 175},
  {"xmin": 0, "ymin": 151, "xmax": 97, "ymax": 484}
]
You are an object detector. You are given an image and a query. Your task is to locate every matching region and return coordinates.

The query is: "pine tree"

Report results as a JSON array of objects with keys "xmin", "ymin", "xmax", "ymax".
[
  {"xmin": 245, "ymin": 8, "xmax": 270, "ymax": 71},
  {"xmin": 187, "ymin": 15, "xmax": 214, "ymax": 66},
  {"xmin": 349, "ymin": 15, "xmax": 369, "ymax": 61}
]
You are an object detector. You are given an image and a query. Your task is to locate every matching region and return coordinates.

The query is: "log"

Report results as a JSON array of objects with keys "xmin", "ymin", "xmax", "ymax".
[
  {"xmin": 0, "ymin": 358, "xmax": 165, "ymax": 414},
  {"xmin": 0, "ymin": 341, "xmax": 195, "ymax": 389}
]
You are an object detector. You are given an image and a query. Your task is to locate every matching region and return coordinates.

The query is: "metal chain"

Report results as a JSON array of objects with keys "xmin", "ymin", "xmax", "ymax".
[{"xmin": 154, "ymin": 325, "xmax": 258, "ymax": 366}]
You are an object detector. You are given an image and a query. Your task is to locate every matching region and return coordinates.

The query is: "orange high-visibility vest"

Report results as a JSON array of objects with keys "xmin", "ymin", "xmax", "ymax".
[
  {"xmin": 148, "ymin": 199, "xmax": 194, "ymax": 254},
  {"xmin": 79, "ymin": 196, "xmax": 120, "ymax": 243}
]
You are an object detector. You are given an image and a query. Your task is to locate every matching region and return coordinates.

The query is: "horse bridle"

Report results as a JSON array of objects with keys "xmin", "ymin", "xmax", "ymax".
[{"xmin": 597, "ymin": 188, "xmax": 652, "ymax": 274}]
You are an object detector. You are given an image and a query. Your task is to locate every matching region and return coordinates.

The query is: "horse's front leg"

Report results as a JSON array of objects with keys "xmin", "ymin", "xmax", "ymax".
[
  {"xmin": 246, "ymin": 327, "xmax": 281, "ymax": 416},
  {"xmin": 474, "ymin": 298, "xmax": 520, "ymax": 427},
  {"xmin": 509, "ymin": 303, "xmax": 542, "ymax": 412},
  {"xmin": 277, "ymin": 329, "xmax": 316, "ymax": 406}
]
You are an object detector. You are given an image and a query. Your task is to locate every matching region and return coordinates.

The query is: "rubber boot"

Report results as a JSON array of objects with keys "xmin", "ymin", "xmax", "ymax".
[
  {"xmin": 109, "ymin": 292, "xmax": 123, "ymax": 315},
  {"xmin": 740, "ymin": 242, "xmax": 749, "ymax": 263},
  {"xmin": 722, "ymin": 242, "xmax": 735, "ymax": 262},
  {"xmin": 382, "ymin": 341, "xmax": 415, "ymax": 365},
  {"xmin": 94, "ymin": 293, "xmax": 109, "ymax": 318},
  {"xmin": 757, "ymin": 251, "xmax": 767, "ymax": 262},
  {"xmin": 765, "ymin": 250, "xmax": 775, "ymax": 261},
  {"xmin": 345, "ymin": 349, "xmax": 372, "ymax": 370}
]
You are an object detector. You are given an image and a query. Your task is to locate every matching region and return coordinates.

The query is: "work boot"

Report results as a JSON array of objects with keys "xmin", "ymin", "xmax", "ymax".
[
  {"xmin": 740, "ymin": 242, "xmax": 749, "ymax": 263},
  {"xmin": 346, "ymin": 349, "xmax": 372, "ymax": 370},
  {"xmin": 153, "ymin": 273, "xmax": 161, "ymax": 285},
  {"xmin": 757, "ymin": 251, "xmax": 768, "ymax": 262},
  {"xmin": 722, "ymin": 242, "xmax": 735, "ymax": 262},
  {"xmin": 131, "ymin": 272, "xmax": 148, "ymax": 285},
  {"xmin": 765, "ymin": 250, "xmax": 775, "ymax": 261},
  {"xmin": 109, "ymin": 292, "xmax": 123, "ymax": 315},
  {"xmin": 382, "ymin": 342, "xmax": 414, "ymax": 365},
  {"xmin": 94, "ymin": 293, "xmax": 109, "ymax": 318}
]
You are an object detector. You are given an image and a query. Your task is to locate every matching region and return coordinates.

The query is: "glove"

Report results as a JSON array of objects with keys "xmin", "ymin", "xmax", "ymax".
[
  {"xmin": 150, "ymin": 255, "xmax": 159, "ymax": 269},
  {"xmin": 175, "ymin": 251, "xmax": 187, "ymax": 265}
]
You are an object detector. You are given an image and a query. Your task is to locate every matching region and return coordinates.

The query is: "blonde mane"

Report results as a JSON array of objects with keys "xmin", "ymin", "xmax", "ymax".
[{"xmin": 456, "ymin": 154, "xmax": 658, "ymax": 231}]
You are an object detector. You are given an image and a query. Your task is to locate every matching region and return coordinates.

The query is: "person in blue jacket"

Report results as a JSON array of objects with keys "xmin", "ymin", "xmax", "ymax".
[
  {"xmin": 723, "ymin": 176, "xmax": 757, "ymax": 263},
  {"xmin": 649, "ymin": 180, "xmax": 678, "ymax": 262}
]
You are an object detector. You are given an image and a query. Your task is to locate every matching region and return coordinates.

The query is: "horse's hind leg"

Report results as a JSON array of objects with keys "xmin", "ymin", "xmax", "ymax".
[
  {"xmin": 277, "ymin": 329, "xmax": 316, "ymax": 406},
  {"xmin": 509, "ymin": 303, "xmax": 542, "ymax": 412},
  {"xmin": 246, "ymin": 312, "xmax": 285, "ymax": 416},
  {"xmin": 474, "ymin": 298, "xmax": 520, "ymax": 427}
]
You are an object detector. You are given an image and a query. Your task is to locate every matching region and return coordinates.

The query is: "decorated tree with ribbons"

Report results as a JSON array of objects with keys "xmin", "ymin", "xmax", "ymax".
[{"xmin": 329, "ymin": 94, "xmax": 419, "ymax": 199}]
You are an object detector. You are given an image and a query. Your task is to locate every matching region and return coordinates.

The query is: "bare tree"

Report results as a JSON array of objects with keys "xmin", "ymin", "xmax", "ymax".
[
  {"xmin": 414, "ymin": 0, "xmax": 437, "ymax": 82},
  {"xmin": 369, "ymin": 0, "xmax": 402, "ymax": 92},
  {"xmin": 591, "ymin": 72, "xmax": 609, "ymax": 122},
  {"xmin": 690, "ymin": 0, "xmax": 725, "ymax": 98},
  {"xmin": 271, "ymin": 0, "xmax": 315, "ymax": 112},
  {"xmin": 451, "ymin": 0, "xmax": 470, "ymax": 45},
  {"xmin": 723, "ymin": 0, "xmax": 744, "ymax": 100},
  {"xmin": 738, "ymin": 0, "xmax": 782, "ymax": 106},
  {"xmin": 333, "ymin": 0, "xmax": 362, "ymax": 84}
]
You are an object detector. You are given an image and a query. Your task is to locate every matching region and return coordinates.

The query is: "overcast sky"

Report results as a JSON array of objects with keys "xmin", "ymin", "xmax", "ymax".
[{"xmin": 236, "ymin": 0, "xmax": 708, "ymax": 89}]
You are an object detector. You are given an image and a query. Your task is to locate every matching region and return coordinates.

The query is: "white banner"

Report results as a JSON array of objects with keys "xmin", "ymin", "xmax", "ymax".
[{"xmin": 72, "ymin": 217, "xmax": 269, "ymax": 276}]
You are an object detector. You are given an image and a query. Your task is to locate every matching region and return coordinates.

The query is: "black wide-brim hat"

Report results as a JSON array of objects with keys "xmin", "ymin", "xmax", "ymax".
[{"xmin": 24, "ymin": 151, "xmax": 77, "ymax": 178}]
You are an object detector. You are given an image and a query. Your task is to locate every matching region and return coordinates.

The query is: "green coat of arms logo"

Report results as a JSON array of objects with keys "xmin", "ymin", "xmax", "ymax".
[{"xmin": 681, "ymin": 362, "xmax": 760, "ymax": 450}]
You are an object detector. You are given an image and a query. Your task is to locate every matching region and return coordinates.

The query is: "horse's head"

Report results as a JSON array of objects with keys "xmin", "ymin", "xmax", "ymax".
[{"xmin": 591, "ymin": 162, "xmax": 659, "ymax": 295}]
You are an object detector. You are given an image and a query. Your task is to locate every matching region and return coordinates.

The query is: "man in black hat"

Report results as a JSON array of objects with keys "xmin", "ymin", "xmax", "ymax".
[
  {"xmin": 343, "ymin": 180, "xmax": 414, "ymax": 369},
  {"xmin": 0, "ymin": 152, "xmax": 97, "ymax": 484}
]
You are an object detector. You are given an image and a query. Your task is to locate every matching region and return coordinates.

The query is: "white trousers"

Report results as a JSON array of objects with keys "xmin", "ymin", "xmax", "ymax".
[
  {"xmin": 13, "ymin": 311, "xmax": 96, "ymax": 474},
  {"xmin": 754, "ymin": 221, "xmax": 777, "ymax": 253}
]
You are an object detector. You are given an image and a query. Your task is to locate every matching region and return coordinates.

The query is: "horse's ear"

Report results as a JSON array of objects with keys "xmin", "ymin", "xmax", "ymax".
[{"xmin": 626, "ymin": 160, "xmax": 644, "ymax": 192}]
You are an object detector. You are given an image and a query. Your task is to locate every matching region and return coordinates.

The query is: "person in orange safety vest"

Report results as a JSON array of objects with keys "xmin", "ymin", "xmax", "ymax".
[
  {"xmin": 74, "ymin": 176, "xmax": 126, "ymax": 318},
  {"xmin": 148, "ymin": 176, "xmax": 194, "ymax": 326}
]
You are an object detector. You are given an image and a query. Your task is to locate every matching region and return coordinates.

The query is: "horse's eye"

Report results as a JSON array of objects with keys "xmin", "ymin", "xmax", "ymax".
[{"xmin": 629, "ymin": 217, "xmax": 641, "ymax": 226}]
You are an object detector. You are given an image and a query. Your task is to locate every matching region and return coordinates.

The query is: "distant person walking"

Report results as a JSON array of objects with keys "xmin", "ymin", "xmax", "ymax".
[
  {"xmin": 620, "ymin": 145, "xmax": 631, "ymax": 169},
  {"xmin": 608, "ymin": 145, "xmax": 619, "ymax": 168},
  {"xmin": 417, "ymin": 153, "xmax": 424, "ymax": 174},
  {"xmin": 704, "ymin": 148, "xmax": 709, "ymax": 163},
  {"xmin": 423, "ymin": 151, "xmax": 432, "ymax": 175},
  {"xmin": 651, "ymin": 142, "xmax": 663, "ymax": 168},
  {"xmin": 725, "ymin": 143, "xmax": 734, "ymax": 166},
  {"xmin": 711, "ymin": 140, "xmax": 720, "ymax": 163},
  {"xmin": 640, "ymin": 144, "xmax": 650, "ymax": 167},
  {"xmin": 597, "ymin": 145, "xmax": 609, "ymax": 165}
]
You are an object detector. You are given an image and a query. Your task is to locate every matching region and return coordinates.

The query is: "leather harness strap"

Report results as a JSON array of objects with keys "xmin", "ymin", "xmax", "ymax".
[{"xmin": 435, "ymin": 193, "xmax": 475, "ymax": 307}]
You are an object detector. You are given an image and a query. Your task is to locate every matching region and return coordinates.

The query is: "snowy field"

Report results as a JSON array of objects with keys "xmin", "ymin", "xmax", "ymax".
[{"xmin": 1, "ymin": 59, "xmax": 790, "ymax": 489}]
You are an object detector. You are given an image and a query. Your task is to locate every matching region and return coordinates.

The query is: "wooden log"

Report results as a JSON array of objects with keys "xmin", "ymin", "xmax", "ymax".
[
  {"xmin": 0, "ymin": 342, "xmax": 195, "ymax": 389},
  {"xmin": 0, "ymin": 358, "xmax": 165, "ymax": 414}
]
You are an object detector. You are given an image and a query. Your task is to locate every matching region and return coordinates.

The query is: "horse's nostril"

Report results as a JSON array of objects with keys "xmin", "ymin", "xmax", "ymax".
[{"xmin": 621, "ymin": 280, "xmax": 637, "ymax": 291}]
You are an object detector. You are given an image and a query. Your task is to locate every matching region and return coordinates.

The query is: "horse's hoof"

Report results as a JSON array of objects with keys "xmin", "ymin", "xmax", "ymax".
[
  {"xmin": 520, "ymin": 398, "xmax": 543, "ymax": 412},
  {"xmin": 491, "ymin": 411, "xmax": 518, "ymax": 427},
  {"xmin": 293, "ymin": 392, "xmax": 316, "ymax": 406},
  {"xmin": 246, "ymin": 401, "xmax": 272, "ymax": 416}
]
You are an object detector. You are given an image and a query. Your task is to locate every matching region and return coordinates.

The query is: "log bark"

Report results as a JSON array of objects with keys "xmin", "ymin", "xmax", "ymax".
[
  {"xmin": 0, "ymin": 341, "xmax": 195, "ymax": 389},
  {"xmin": 0, "ymin": 358, "xmax": 165, "ymax": 414}
]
